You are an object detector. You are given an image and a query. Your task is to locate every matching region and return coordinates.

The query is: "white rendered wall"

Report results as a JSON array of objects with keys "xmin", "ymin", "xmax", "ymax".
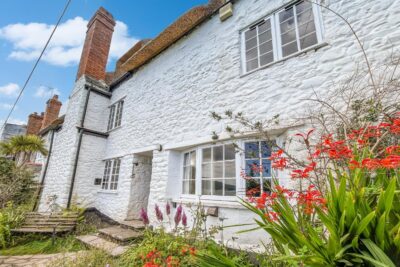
[{"xmin": 40, "ymin": 0, "xmax": 400, "ymax": 247}]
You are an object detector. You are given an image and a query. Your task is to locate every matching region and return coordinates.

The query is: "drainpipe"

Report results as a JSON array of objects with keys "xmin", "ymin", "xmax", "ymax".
[
  {"xmin": 32, "ymin": 129, "xmax": 56, "ymax": 211},
  {"xmin": 66, "ymin": 86, "xmax": 91, "ymax": 209}
]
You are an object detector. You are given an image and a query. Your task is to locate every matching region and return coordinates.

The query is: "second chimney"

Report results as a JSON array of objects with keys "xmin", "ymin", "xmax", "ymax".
[
  {"xmin": 26, "ymin": 112, "xmax": 44, "ymax": 135},
  {"xmin": 76, "ymin": 7, "xmax": 116, "ymax": 81},
  {"xmin": 41, "ymin": 95, "xmax": 62, "ymax": 131}
]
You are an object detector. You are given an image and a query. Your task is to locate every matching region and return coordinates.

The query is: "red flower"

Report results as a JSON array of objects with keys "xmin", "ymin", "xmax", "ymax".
[
  {"xmin": 272, "ymin": 157, "xmax": 287, "ymax": 170},
  {"xmin": 264, "ymin": 211, "xmax": 279, "ymax": 222},
  {"xmin": 297, "ymin": 185, "xmax": 326, "ymax": 215},
  {"xmin": 349, "ymin": 159, "xmax": 361, "ymax": 170},
  {"xmin": 380, "ymin": 155, "xmax": 400, "ymax": 169},
  {"xmin": 386, "ymin": 146, "xmax": 400, "ymax": 155},
  {"xmin": 361, "ymin": 158, "xmax": 381, "ymax": 170}
]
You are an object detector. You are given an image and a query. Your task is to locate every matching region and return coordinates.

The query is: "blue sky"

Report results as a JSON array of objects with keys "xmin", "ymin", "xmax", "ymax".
[{"xmin": 0, "ymin": 0, "xmax": 207, "ymax": 125}]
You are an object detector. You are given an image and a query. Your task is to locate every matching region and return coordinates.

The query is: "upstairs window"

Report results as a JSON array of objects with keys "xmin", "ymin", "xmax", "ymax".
[
  {"xmin": 108, "ymin": 100, "xmax": 124, "ymax": 130},
  {"xmin": 101, "ymin": 158, "xmax": 121, "ymax": 190},
  {"xmin": 242, "ymin": 1, "xmax": 322, "ymax": 73}
]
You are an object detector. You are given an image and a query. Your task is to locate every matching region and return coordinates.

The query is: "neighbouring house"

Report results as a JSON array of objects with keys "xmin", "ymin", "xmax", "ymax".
[
  {"xmin": 36, "ymin": 0, "xmax": 400, "ymax": 248},
  {"xmin": 24, "ymin": 95, "xmax": 63, "ymax": 179},
  {"xmin": 0, "ymin": 123, "xmax": 26, "ymax": 142}
]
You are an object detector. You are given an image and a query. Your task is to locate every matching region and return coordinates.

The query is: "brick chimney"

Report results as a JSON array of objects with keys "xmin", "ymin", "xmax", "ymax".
[
  {"xmin": 41, "ymin": 95, "xmax": 62, "ymax": 130},
  {"xmin": 76, "ymin": 7, "xmax": 116, "ymax": 81},
  {"xmin": 26, "ymin": 112, "xmax": 44, "ymax": 135}
]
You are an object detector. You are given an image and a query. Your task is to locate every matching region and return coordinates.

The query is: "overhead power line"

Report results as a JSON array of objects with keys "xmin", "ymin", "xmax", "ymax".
[{"xmin": 0, "ymin": 0, "xmax": 72, "ymax": 132}]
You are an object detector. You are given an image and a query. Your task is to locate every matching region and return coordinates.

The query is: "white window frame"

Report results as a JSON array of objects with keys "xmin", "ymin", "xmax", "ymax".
[
  {"xmin": 107, "ymin": 99, "xmax": 124, "ymax": 131},
  {"xmin": 101, "ymin": 158, "xmax": 121, "ymax": 191},
  {"xmin": 241, "ymin": 0, "xmax": 324, "ymax": 74}
]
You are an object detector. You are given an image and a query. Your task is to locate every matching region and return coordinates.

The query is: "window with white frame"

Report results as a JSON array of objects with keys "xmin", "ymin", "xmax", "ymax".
[
  {"xmin": 181, "ymin": 144, "xmax": 237, "ymax": 197},
  {"xmin": 182, "ymin": 151, "xmax": 196, "ymax": 194},
  {"xmin": 201, "ymin": 144, "xmax": 236, "ymax": 196},
  {"xmin": 101, "ymin": 158, "xmax": 121, "ymax": 190},
  {"xmin": 244, "ymin": 141, "xmax": 272, "ymax": 196},
  {"xmin": 242, "ymin": 0, "xmax": 322, "ymax": 73},
  {"xmin": 107, "ymin": 100, "xmax": 124, "ymax": 130}
]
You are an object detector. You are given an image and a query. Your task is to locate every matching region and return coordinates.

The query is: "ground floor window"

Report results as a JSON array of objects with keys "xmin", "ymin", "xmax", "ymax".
[
  {"xmin": 244, "ymin": 141, "xmax": 272, "ymax": 196},
  {"xmin": 102, "ymin": 158, "xmax": 121, "ymax": 190},
  {"xmin": 180, "ymin": 141, "xmax": 274, "ymax": 198}
]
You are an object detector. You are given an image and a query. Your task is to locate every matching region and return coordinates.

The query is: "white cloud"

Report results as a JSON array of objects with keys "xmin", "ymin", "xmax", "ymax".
[
  {"xmin": 34, "ymin": 86, "xmax": 61, "ymax": 98},
  {"xmin": 0, "ymin": 17, "xmax": 138, "ymax": 67},
  {"xmin": 0, "ymin": 83, "xmax": 19, "ymax": 96}
]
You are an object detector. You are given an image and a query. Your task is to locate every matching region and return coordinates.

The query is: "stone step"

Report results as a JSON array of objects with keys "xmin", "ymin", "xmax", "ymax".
[
  {"xmin": 76, "ymin": 234, "xmax": 129, "ymax": 257},
  {"xmin": 119, "ymin": 220, "xmax": 145, "ymax": 230},
  {"xmin": 12, "ymin": 226, "xmax": 74, "ymax": 233},
  {"xmin": 98, "ymin": 226, "xmax": 143, "ymax": 244}
]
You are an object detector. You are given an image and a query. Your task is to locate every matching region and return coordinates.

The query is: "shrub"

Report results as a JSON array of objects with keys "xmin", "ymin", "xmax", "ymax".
[
  {"xmin": 240, "ymin": 116, "xmax": 400, "ymax": 266},
  {"xmin": 0, "ymin": 202, "xmax": 28, "ymax": 248}
]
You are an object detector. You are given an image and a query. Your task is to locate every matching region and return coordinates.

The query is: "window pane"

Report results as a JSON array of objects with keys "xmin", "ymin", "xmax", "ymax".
[
  {"xmin": 296, "ymin": 1, "xmax": 312, "ymax": 14},
  {"xmin": 189, "ymin": 180, "xmax": 195, "ymax": 194},
  {"xmin": 225, "ymin": 144, "xmax": 235, "ymax": 160},
  {"xmin": 279, "ymin": 10, "xmax": 295, "ymax": 33},
  {"xmin": 202, "ymin": 148, "xmax": 211, "ymax": 162},
  {"xmin": 282, "ymin": 41, "xmax": 298, "ymax": 57},
  {"xmin": 182, "ymin": 181, "xmax": 190, "ymax": 194},
  {"xmin": 258, "ymin": 20, "xmax": 270, "ymax": 32},
  {"xmin": 245, "ymin": 36, "xmax": 258, "ymax": 50},
  {"xmin": 300, "ymin": 32, "xmax": 318, "ymax": 50},
  {"xmin": 225, "ymin": 179, "xmax": 236, "ymax": 196},
  {"xmin": 213, "ymin": 146, "xmax": 223, "ymax": 161},
  {"xmin": 191, "ymin": 166, "xmax": 196, "ymax": 180},
  {"xmin": 245, "ymin": 27, "xmax": 257, "ymax": 40},
  {"xmin": 183, "ymin": 166, "xmax": 190, "ymax": 180},
  {"xmin": 202, "ymin": 180, "xmax": 211, "ymax": 195},
  {"xmin": 246, "ymin": 58, "xmax": 259, "ymax": 72},
  {"xmin": 202, "ymin": 163, "xmax": 212, "ymax": 179},
  {"xmin": 279, "ymin": 7, "xmax": 294, "ymax": 23},
  {"xmin": 225, "ymin": 161, "xmax": 236, "ymax": 177},
  {"xmin": 262, "ymin": 160, "xmax": 272, "ymax": 177},
  {"xmin": 108, "ymin": 106, "xmax": 115, "ymax": 130},
  {"xmin": 246, "ymin": 47, "xmax": 258, "ymax": 61},
  {"xmin": 259, "ymin": 40, "xmax": 273, "ymax": 54},
  {"xmin": 213, "ymin": 179, "xmax": 223, "ymax": 196},
  {"xmin": 191, "ymin": 151, "xmax": 196, "ymax": 166},
  {"xmin": 245, "ymin": 142, "xmax": 259, "ymax": 159},
  {"xmin": 184, "ymin": 153, "xmax": 190, "ymax": 166},
  {"xmin": 260, "ymin": 52, "xmax": 274, "ymax": 66},
  {"xmin": 259, "ymin": 30, "xmax": 272, "ymax": 44},
  {"xmin": 263, "ymin": 179, "xmax": 272, "ymax": 193},
  {"xmin": 245, "ymin": 159, "xmax": 260, "ymax": 177},
  {"xmin": 281, "ymin": 30, "xmax": 297, "ymax": 45},
  {"xmin": 213, "ymin": 162, "xmax": 223, "ymax": 178},
  {"xmin": 261, "ymin": 142, "xmax": 271, "ymax": 158},
  {"xmin": 246, "ymin": 178, "xmax": 261, "ymax": 197},
  {"xmin": 298, "ymin": 21, "xmax": 316, "ymax": 38}
]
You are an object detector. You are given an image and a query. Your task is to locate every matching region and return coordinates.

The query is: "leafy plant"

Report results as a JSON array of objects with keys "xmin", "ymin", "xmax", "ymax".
[
  {"xmin": 0, "ymin": 202, "xmax": 28, "ymax": 248},
  {"xmin": 239, "ymin": 118, "xmax": 400, "ymax": 266}
]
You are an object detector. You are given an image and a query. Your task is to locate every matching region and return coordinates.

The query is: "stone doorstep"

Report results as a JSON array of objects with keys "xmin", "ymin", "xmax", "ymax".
[
  {"xmin": 76, "ymin": 234, "xmax": 129, "ymax": 257},
  {"xmin": 119, "ymin": 220, "xmax": 145, "ymax": 230},
  {"xmin": 98, "ymin": 226, "xmax": 143, "ymax": 244}
]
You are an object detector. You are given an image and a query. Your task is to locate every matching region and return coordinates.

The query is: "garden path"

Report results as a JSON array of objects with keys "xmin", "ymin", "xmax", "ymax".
[{"xmin": 0, "ymin": 251, "xmax": 85, "ymax": 266}]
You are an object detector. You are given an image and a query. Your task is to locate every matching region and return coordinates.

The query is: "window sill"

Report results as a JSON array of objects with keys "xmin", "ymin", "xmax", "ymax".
[
  {"xmin": 173, "ymin": 197, "xmax": 246, "ymax": 210},
  {"xmin": 97, "ymin": 190, "xmax": 118, "ymax": 195},
  {"xmin": 106, "ymin": 126, "xmax": 122, "ymax": 134},
  {"xmin": 240, "ymin": 41, "xmax": 329, "ymax": 78}
]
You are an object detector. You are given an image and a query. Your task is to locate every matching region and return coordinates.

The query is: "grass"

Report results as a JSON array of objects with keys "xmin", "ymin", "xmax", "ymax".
[{"xmin": 0, "ymin": 234, "xmax": 85, "ymax": 256}]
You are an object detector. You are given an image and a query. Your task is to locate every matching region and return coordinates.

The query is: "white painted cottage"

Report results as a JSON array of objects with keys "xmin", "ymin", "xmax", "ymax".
[{"xmin": 36, "ymin": 0, "xmax": 400, "ymax": 247}]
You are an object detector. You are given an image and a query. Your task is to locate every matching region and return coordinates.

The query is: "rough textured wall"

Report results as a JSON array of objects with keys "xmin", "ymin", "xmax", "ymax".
[
  {"xmin": 38, "ymin": 78, "xmax": 87, "ymax": 211},
  {"xmin": 101, "ymin": 0, "xmax": 400, "ymax": 246},
  {"xmin": 40, "ymin": 0, "xmax": 400, "ymax": 247},
  {"xmin": 0, "ymin": 123, "xmax": 26, "ymax": 141}
]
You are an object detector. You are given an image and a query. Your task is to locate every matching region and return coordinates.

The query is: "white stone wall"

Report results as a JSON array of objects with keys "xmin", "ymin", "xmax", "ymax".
[
  {"xmin": 38, "ymin": 78, "xmax": 88, "ymax": 211},
  {"xmin": 40, "ymin": 0, "xmax": 400, "ymax": 246}
]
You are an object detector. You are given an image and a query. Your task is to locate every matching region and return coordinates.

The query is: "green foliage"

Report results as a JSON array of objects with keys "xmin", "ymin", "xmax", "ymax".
[
  {"xmin": 0, "ymin": 202, "xmax": 28, "ymax": 248},
  {"xmin": 0, "ymin": 158, "xmax": 37, "ymax": 208},
  {"xmin": 0, "ymin": 234, "xmax": 84, "ymax": 256},
  {"xmin": 241, "ymin": 161, "xmax": 400, "ymax": 266}
]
